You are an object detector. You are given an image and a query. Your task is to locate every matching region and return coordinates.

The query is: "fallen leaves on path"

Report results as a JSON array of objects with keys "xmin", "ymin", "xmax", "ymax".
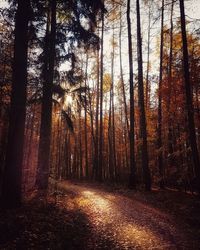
[
  {"xmin": 57, "ymin": 181, "xmax": 197, "ymax": 249},
  {"xmin": 1, "ymin": 181, "xmax": 199, "ymax": 249}
]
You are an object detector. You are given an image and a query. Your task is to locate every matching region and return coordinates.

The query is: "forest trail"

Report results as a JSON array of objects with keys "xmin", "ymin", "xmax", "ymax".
[{"xmin": 55, "ymin": 181, "xmax": 191, "ymax": 250}]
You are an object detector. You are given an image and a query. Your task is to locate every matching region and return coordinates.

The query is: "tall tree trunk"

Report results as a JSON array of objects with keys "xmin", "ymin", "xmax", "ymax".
[
  {"xmin": 179, "ymin": 0, "xmax": 200, "ymax": 192},
  {"xmin": 79, "ymin": 103, "xmax": 83, "ymax": 179},
  {"xmin": 127, "ymin": 0, "xmax": 136, "ymax": 189},
  {"xmin": 157, "ymin": 0, "xmax": 164, "ymax": 189},
  {"xmin": 88, "ymin": 76, "xmax": 95, "ymax": 146},
  {"xmin": 108, "ymin": 91, "xmax": 113, "ymax": 180},
  {"xmin": 146, "ymin": 2, "xmax": 151, "ymax": 109},
  {"xmin": 36, "ymin": 0, "xmax": 56, "ymax": 189},
  {"xmin": 119, "ymin": 6, "xmax": 129, "ymax": 171},
  {"xmin": 167, "ymin": 0, "xmax": 174, "ymax": 169},
  {"xmin": 119, "ymin": 6, "xmax": 129, "ymax": 132},
  {"xmin": 98, "ymin": 6, "xmax": 105, "ymax": 182},
  {"xmin": 94, "ymin": 48, "xmax": 100, "ymax": 179},
  {"xmin": 84, "ymin": 54, "xmax": 89, "ymax": 178},
  {"xmin": 136, "ymin": 0, "xmax": 151, "ymax": 191},
  {"xmin": 111, "ymin": 26, "xmax": 117, "ymax": 180},
  {"xmin": 23, "ymin": 105, "xmax": 36, "ymax": 191},
  {"xmin": 1, "ymin": 0, "xmax": 30, "ymax": 208}
]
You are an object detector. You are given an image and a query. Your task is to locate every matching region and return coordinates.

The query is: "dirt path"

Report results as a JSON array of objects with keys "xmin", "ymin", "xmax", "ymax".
[{"xmin": 55, "ymin": 181, "xmax": 192, "ymax": 250}]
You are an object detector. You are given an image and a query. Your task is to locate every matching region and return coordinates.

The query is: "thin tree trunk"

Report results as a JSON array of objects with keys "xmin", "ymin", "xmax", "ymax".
[
  {"xmin": 157, "ymin": 0, "xmax": 164, "ymax": 189},
  {"xmin": 167, "ymin": 0, "xmax": 174, "ymax": 169},
  {"xmin": 24, "ymin": 105, "xmax": 36, "ymax": 191},
  {"xmin": 78, "ymin": 103, "xmax": 83, "ymax": 179},
  {"xmin": 119, "ymin": 6, "xmax": 129, "ymax": 132},
  {"xmin": 94, "ymin": 48, "xmax": 100, "ymax": 179},
  {"xmin": 119, "ymin": 7, "xmax": 129, "ymax": 171},
  {"xmin": 108, "ymin": 92, "xmax": 113, "ymax": 180},
  {"xmin": 136, "ymin": 0, "xmax": 151, "ymax": 191},
  {"xmin": 127, "ymin": 0, "xmax": 136, "ymax": 189},
  {"xmin": 111, "ymin": 25, "xmax": 117, "ymax": 180},
  {"xmin": 146, "ymin": 2, "xmax": 151, "ymax": 109},
  {"xmin": 84, "ymin": 54, "xmax": 89, "ymax": 178},
  {"xmin": 98, "ymin": 7, "xmax": 104, "ymax": 182}
]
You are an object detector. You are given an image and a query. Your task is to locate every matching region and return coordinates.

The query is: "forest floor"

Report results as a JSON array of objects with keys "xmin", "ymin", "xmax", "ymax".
[{"xmin": 0, "ymin": 180, "xmax": 200, "ymax": 250}]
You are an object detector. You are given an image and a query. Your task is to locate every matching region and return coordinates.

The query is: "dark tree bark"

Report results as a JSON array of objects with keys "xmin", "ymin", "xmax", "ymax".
[
  {"xmin": 23, "ymin": 105, "xmax": 36, "ymax": 191},
  {"xmin": 146, "ymin": 2, "xmax": 151, "ymax": 109},
  {"xmin": 78, "ymin": 102, "xmax": 83, "ymax": 179},
  {"xmin": 157, "ymin": 0, "xmax": 164, "ymax": 189},
  {"xmin": 98, "ymin": 6, "xmax": 105, "ymax": 182},
  {"xmin": 93, "ymin": 48, "xmax": 100, "ymax": 179},
  {"xmin": 1, "ymin": 0, "xmax": 31, "ymax": 208},
  {"xmin": 111, "ymin": 41, "xmax": 117, "ymax": 181},
  {"xmin": 167, "ymin": 0, "xmax": 174, "ymax": 169},
  {"xmin": 84, "ymin": 54, "xmax": 89, "ymax": 178},
  {"xmin": 136, "ymin": 0, "xmax": 151, "ymax": 191},
  {"xmin": 108, "ymin": 89, "xmax": 114, "ymax": 180},
  {"xmin": 36, "ymin": 0, "xmax": 56, "ymax": 189},
  {"xmin": 179, "ymin": 0, "xmax": 200, "ymax": 192},
  {"xmin": 119, "ymin": 6, "xmax": 129, "ymax": 171},
  {"xmin": 108, "ymin": 24, "xmax": 117, "ymax": 181},
  {"xmin": 127, "ymin": 0, "xmax": 136, "ymax": 189}
]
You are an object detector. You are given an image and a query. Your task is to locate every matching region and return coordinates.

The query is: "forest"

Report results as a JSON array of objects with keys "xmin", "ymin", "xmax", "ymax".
[{"xmin": 0, "ymin": 0, "xmax": 200, "ymax": 249}]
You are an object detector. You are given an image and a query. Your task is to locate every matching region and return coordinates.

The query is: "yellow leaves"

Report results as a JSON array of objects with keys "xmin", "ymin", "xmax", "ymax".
[
  {"xmin": 106, "ymin": 0, "xmax": 122, "ymax": 22},
  {"xmin": 57, "ymin": 10, "xmax": 72, "ymax": 24},
  {"xmin": 103, "ymin": 73, "xmax": 112, "ymax": 93}
]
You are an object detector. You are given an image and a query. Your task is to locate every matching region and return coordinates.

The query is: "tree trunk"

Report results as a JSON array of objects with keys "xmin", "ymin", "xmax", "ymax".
[
  {"xmin": 146, "ymin": 2, "xmax": 151, "ymax": 109},
  {"xmin": 119, "ymin": 6, "xmax": 129, "ymax": 171},
  {"xmin": 98, "ymin": 6, "xmax": 105, "ymax": 182},
  {"xmin": 36, "ymin": 0, "xmax": 56, "ymax": 190},
  {"xmin": 84, "ymin": 54, "xmax": 89, "ymax": 178},
  {"xmin": 111, "ymin": 25, "xmax": 117, "ymax": 180},
  {"xmin": 157, "ymin": 0, "xmax": 164, "ymax": 189},
  {"xmin": 167, "ymin": 0, "xmax": 174, "ymax": 170},
  {"xmin": 1, "ymin": 0, "xmax": 30, "ymax": 208},
  {"xmin": 108, "ymin": 91, "xmax": 114, "ymax": 180},
  {"xmin": 78, "ymin": 103, "xmax": 83, "ymax": 179},
  {"xmin": 127, "ymin": 0, "xmax": 136, "ymax": 189},
  {"xmin": 94, "ymin": 48, "xmax": 100, "ymax": 179},
  {"xmin": 136, "ymin": 0, "xmax": 151, "ymax": 191},
  {"xmin": 179, "ymin": 0, "xmax": 200, "ymax": 192}
]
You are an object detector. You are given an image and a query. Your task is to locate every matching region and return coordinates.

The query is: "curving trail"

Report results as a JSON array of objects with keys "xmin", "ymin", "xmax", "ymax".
[{"xmin": 56, "ymin": 181, "xmax": 191, "ymax": 250}]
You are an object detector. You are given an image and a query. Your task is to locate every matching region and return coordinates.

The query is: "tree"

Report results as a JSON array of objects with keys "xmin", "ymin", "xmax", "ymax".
[
  {"xmin": 157, "ymin": 0, "xmax": 164, "ymax": 189},
  {"xmin": 36, "ymin": 0, "xmax": 57, "ymax": 189},
  {"xmin": 98, "ymin": 3, "xmax": 105, "ymax": 182},
  {"xmin": 119, "ymin": 4, "xmax": 129, "ymax": 171},
  {"xmin": 1, "ymin": 0, "xmax": 31, "ymax": 208},
  {"xmin": 136, "ymin": 0, "xmax": 151, "ymax": 191},
  {"xmin": 127, "ymin": 0, "xmax": 136, "ymax": 189},
  {"xmin": 179, "ymin": 0, "xmax": 200, "ymax": 193},
  {"xmin": 145, "ymin": 0, "xmax": 152, "ymax": 109},
  {"xmin": 166, "ymin": 0, "xmax": 174, "ymax": 172},
  {"xmin": 84, "ymin": 54, "xmax": 89, "ymax": 178}
]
